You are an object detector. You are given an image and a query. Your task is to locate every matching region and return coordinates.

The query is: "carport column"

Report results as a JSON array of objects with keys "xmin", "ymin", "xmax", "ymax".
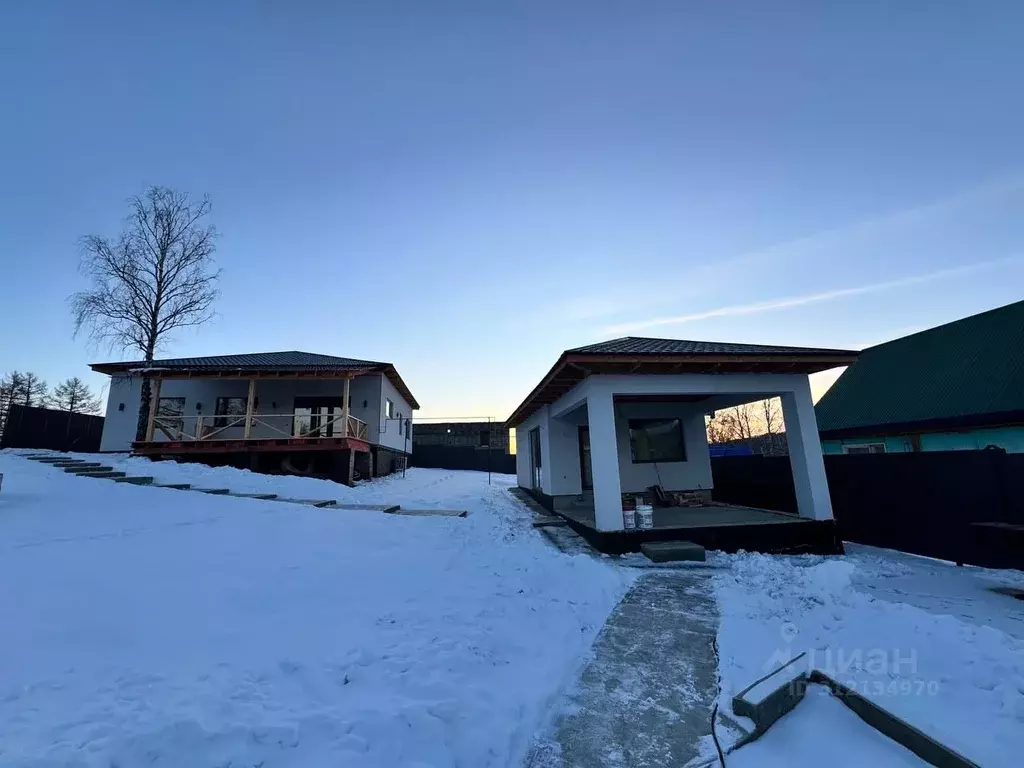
[
  {"xmin": 586, "ymin": 390, "xmax": 624, "ymax": 531},
  {"xmin": 781, "ymin": 381, "xmax": 834, "ymax": 521}
]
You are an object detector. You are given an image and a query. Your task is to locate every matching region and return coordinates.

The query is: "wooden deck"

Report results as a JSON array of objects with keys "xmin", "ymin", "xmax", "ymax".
[{"xmin": 132, "ymin": 436, "xmax": 372, "ymax": 455}]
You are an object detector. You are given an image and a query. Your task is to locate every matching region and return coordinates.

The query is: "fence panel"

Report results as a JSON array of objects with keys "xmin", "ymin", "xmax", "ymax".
[
  {"xmin": 0, "ymin": 404, "xmax": 104, "ymax": 452},
  {"xmin": 710, "ymin": 450, "xmax": 1024, "ymax": 568},
  {"xmin": 410, "ymin": 445, "xmax": 516, "ymax": 474}
]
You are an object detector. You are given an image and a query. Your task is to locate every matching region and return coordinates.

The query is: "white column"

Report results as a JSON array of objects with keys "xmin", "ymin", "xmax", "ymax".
[
  {"xmin": 781, "ymin": 381, "xmax": 834, "ymax": 521},
  {"xmin": 587, "ymin": 390, "xmax": 624, "ymax": 531}
]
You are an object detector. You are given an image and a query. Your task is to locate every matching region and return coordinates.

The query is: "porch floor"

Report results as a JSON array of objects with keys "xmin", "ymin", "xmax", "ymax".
[
  {"xmin": 552, "ymin": 501, "xmax": 840, "ymax": 556},
  {"xmin": 560, "ymin": 502, "xmax": 808, "ymax": 530}
]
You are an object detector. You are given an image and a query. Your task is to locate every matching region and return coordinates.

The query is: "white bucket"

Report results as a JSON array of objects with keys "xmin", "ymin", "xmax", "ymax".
[
  {"xmin": 637, "ymin": 504, "xmax": 654, "ymax": 530},
  {"xmin": 622, "ymin": 507, "xmax": 637, "ymax": 530}
]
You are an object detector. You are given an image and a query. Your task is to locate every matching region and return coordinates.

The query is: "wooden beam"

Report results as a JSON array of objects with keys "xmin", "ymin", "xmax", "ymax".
[
  {"xmin": 342, "ymin": 375, "xmax": 351, "ymax": 437},
  {"xmin": 243, "ymin": 378, "xmax": 256, "ymax": 439},
  {"xmin": 145, "ymin": 376, "xmax": 162, "ymax": 442}
]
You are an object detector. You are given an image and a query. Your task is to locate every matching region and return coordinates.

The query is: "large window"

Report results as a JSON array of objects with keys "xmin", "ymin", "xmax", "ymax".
[
  {"xmin": 628, "ymin": 418, "xmax": 686, "ymax": 463},
  {"xmin": 156, "ymin": 397, "xmax": 186, "ymax": 437},
  {"xmin": 293, "ymin": 397, "xmax": 345, "ymax": 437},
  {"xmin": 214, "ymin": 397, "xmax": 247, "ymax": 428}
]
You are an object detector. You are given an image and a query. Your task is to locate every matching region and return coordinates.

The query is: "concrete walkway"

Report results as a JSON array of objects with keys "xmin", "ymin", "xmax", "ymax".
[{"xmin": 528, "ymin": 571, "xmax": 720, "ymax": 768}]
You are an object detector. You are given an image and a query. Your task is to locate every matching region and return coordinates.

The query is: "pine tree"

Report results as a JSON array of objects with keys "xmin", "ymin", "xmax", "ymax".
[
  {"xmin": 51, "ymin": 377, "xmax": 101, "ymax": 414},
  {"xmin": 17, "ymin": 372, "xmax": 48, "ymax": 408}
]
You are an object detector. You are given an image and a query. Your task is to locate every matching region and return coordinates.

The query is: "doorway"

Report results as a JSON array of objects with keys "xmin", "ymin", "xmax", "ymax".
[
  {"xmin": 578, "ymin": 425, "xmax": 593, "ymax": 491},
  {"xmin": 529, "ymin": 427, "xmax": 542, "ymax": 490}
]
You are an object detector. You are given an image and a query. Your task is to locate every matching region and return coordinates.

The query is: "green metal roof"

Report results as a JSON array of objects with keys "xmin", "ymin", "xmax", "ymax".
[{"xmin": 815, "ymin": 301, "xmax": 1024, "ymax": 436}]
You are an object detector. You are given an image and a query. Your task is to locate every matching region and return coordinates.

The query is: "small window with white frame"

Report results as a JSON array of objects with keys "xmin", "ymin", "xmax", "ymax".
[
  {"xmin": 385, "ymin": 398, "xmax": 394, "ymax": 420},
  {"xmin": 842, "ymin": 443, "xmax": 886, "ymax": 455}
]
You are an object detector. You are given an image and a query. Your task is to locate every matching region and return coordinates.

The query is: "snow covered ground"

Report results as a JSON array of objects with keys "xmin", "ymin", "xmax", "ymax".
[
  {"xmin": 0, "ymin": 451, "xmax": 635, "ymax": 767},
  {"xmin": 712, "ymin": 547, "xmax": 1024, "ymax": 767},
  {"xmin": 3, "ymin": 449, "xmax": 1023, "ymax": 767}
]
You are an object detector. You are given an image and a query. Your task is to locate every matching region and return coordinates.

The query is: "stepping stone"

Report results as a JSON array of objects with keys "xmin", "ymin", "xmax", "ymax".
[
  {"xmin": 273, "ymin": 498, "xmax": 337, "ymax": 507},
  {"xmin": 154, "ymin": 483, "xmax": 192, "ymax": 490},
  {"xmin": 328, "ymin": 503, "xmax": 401, "ymax": 513},
  {"xmin": 32, "ymin": 457, "xmax": 74, "ymax": 463},
  {"xmin": 76, "ymin": 471, "xmax": 127, "ymax": 479},
  {"xmin": 532, "ymin": 515, "xmax": 567, "ymax": 528},
  {"xmin": 230, "ymin": 492, "xmax": 279, "ymax": 500},
  {"xmin": 63, "ymin": 464, "xmax": 109, "ymax": 473},
  {"xmin": 113, "ymin": 476, "xmax": 154, "ymax": 485},
  {"xmin": 193, "ymin": 488, "xmax": 230, "ymax": 495},
  {"xmin": 394, "ymin": 509, "xmax": 468, "ymax": 518},
  {"xmin": 641, "ymin": 540, "xmax": 706, "ymax": 563}
]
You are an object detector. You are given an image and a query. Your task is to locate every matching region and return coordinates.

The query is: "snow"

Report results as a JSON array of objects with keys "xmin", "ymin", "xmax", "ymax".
[
  {"xmin": 730, "ymin": 684, "xmax": 927, "ymax": 767},
  {"xmin": 0, "ymin": 452, "xmax": 636, "ymax": 767},
  {"xmin": 712, "ymin": 548, "xmax": 1024, "ymax": 767}
]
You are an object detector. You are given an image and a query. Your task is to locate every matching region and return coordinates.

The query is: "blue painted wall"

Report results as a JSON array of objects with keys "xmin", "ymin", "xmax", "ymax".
[{"xmin": 822, "ymin": 426, "xmax": 1024, "ymax": 454}]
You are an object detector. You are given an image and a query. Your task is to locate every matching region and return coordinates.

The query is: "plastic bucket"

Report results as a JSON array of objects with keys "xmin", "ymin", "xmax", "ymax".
[
  {"xmin": 622, "ymin": 507, "xmax": 637, "ymax": 530},
  {"xmin": 637, "ymin": 504, "xmax": 654, "ymax": 530}
]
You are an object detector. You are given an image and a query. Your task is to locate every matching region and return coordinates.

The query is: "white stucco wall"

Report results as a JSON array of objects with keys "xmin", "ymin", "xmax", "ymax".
[
  {"xmin": 613, "ymin": 401, "xmax": 713, "ymax": 494},
  {"xmin": 98, "ymin": 372, "xmax": 413, "ymax": 453},
  {"xmin": 377, "ymin": 373, "xmax": 415, "ymax": 453},
  {"xmin": 514, "ymin": 406, "xmax": 548, "ymax": 493}
]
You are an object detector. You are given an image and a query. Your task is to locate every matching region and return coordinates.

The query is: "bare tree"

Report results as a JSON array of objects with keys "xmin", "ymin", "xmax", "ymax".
[
  {"xmin": 51, "ymin": 377, "xmax": 102, "ymax": 415},
  {"xmin": 71, "ymin": 186, "xmax": 220, "ymax": 440},
  {"xmin": 760, "ymin": 397, "xmax": 782, "ymax": 454}
]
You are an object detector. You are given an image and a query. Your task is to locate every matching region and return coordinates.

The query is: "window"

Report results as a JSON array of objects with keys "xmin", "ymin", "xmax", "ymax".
[
  {"xmin": 843, "ymin": 443, "xmax": 886, "ymax": 455},
  {"xmin": 480, "ymin": 428, "xmax": 490, "ymax": 447},
  {"xmin": 156, "ymin": 397, "xmax": 186, "ymax": 436},
  {"xmin": 628, "ymin": 418, "xmax": 686, "ymax": 463},
  {"xmin": 214, "ymin": 397, "xmax": 247, "ymax": 428},
  {"xmin": 385, "ymin": 398, "xmax": 394, "ymax": 419}
]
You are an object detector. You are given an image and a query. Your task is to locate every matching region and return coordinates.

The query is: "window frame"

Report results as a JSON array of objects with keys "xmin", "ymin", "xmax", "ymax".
[
  {"xmin": 385, "ymin": 398, "xmax": 395, "ymax": 420},
  {"xmin": 213, "ymin": 396, "xmax": 248, "ymax": 429},
  {"xmin": 627, "ymin": 417, "xmax": 687, "ymax": 464},
  {"xmin": 842, "ymin": 442, "xmax": 887, "ymax": 455}
]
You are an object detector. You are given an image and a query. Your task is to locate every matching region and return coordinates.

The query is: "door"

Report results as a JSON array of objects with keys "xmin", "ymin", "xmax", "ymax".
[
  {"xmin": 578, "ymin": 425, "xmax": 593, "ymax": 491},
  {"xmin": 529, "ymin": 427, "xmax": 542, "ymax": 490}
]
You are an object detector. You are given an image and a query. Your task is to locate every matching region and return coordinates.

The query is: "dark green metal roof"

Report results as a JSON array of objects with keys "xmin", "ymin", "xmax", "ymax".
[{"xmin": 815, "ymin": 301, "xmax": 1024, "ymax": 436}]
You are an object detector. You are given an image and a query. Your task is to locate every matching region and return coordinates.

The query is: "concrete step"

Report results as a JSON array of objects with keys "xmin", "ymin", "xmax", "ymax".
[
  {"xmin": 113, "ymin": 476, "xmax": 154, "ymax": 485},
  {"xmin": 76, "ymin": 471, "xmax": 127, "ymax": 479},
  {"xmin": 229, "ymin": 492, "xmax": 279, "ymax": 500},
  {"xmin": 63, "ymin": 464, "xmax": 109, "ymax": 473},
  {"xmin": 641, "ymin": 540, "xmax": 707, "ymax": 563},
  {"xmin": 192, "ymin": 488, "xmax": 230, "ymax": 495},
  {"xmin": 29, "ymin": 457, "xmax": 73, "ymax": 463},
  {"xmin": 325, "ymin": 503, "xmax": 401, "ymax": 513},
  {"xmin": 394, "ymin": 508, "xmax": 468, "ymax": 518},
  {"xmin": 273, "ymin": 498, "xmax": 337, "ymax": 507},
  {"xmin": 154, "ymin": 483, "xmax": 192, "ymax": 490}
]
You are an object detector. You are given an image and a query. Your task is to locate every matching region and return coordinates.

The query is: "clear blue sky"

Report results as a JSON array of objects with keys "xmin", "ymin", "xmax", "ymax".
[{"xmin": 2, "ymin": 2, "xmax": 1023, "ymax": 417}]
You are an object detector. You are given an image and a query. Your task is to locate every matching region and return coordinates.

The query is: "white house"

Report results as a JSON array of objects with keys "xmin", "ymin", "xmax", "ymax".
[
  {"xmin": 91, "ymin": 351, "xmax": 419, "ymax": 483},
  {"xmin": 506, "ymin": 337, "xmax": 857, "ymax": 540}
]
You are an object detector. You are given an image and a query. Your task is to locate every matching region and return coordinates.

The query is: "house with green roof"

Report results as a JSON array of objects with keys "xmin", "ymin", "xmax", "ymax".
[{"xmin": 816, "ymin": 300, "xmax": 1024, "ymax": 454}]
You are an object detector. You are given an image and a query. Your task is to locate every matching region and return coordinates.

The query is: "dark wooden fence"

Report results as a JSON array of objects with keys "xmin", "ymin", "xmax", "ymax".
[
  {"xmin": 0, "ymin": 404, "xmax": 105, "ymax": 453},
  {"xmin": 410, "ymin": 445, "xmax": 516, "ymax": 474},
  {"xmin": 711, "ymin": 450, "xmax": 1024, "ymax": 569}
]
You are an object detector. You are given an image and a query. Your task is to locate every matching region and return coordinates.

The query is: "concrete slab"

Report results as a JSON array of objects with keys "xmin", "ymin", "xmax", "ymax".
[
  {"xmin": 63, "ymin": 465, "xmax": 110, "ymax": 473},
  {"xmin": 229, "ymin": 492, "xmax": 279, "ymax": 500},
  {"xmin": 394, "ymin": 509, "xmax": 468, "ymax": 518},
  {"xmin": 532, "ymin": 515, "xmax": 568, "ymax": 528},
  {"xmin": 273, "ymin": 498, "xmax": 337, "ymax": 507},
  {"xmin": 75, "ymin": 471, "xmax": 126, "ymax": 479},
  {"xmin": 113, "ymin": 477, "xmax": 154, "ymax": 485},
  {"xmin": 328, "ymin": 503, "xmax": 401, "ymax": 513},
  {"xmin": 641, "ymin": 540, "xmax": 707, "ymax": 563},
  {"xmin": 192, "ymin": 488, "xmax": 230, "ymax": 495},
  {"xmin": 527, "ymin": 572, "xmax": 720, "ymax": 768},
  {"xmin": 154, "ymin": 483, "xmax": 191, "ymax": 490}
]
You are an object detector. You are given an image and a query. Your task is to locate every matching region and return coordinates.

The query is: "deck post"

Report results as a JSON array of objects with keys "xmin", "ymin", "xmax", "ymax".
[
  {"xmin": 586, "ymin": 388, "xmax": 625, "ymax": 531},
  {"xmin": 244, "ymin": 378, "xmax": 256, "ymax": 439},
  {"xmin": 342, "ymin": 375, "xmax": 351, "ymax": 437},
  {"xmin": 145, "ymin": 376, "xmax": 162, "ymax": 442},
  {"xmin": 781, "ymin": 380, "xmax": 834, "ymax": 521}
]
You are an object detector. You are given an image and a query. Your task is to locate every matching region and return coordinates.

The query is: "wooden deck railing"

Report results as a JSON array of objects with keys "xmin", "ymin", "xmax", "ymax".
[{"xmin": 151, "ymin": 412, "xmax": 369, "ymax": 443}]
